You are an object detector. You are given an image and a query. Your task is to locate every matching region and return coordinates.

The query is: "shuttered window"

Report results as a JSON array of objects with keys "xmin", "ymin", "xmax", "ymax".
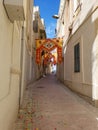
[{"xmin": 74, "ymin": 43, "xmax": 80, "ymax": 72}]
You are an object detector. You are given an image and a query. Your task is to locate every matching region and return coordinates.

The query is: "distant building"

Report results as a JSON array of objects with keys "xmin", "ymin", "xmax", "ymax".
[
  {"xmin": 33, "ymin": 6, "xmax": 46, "ymax": 39},
  {"xmin": 33, "ymin": 6, "xmax": 46, "ymax": 79},
  {"xmin": 57, "ymin": 0, "xmax": 98, "ymax": 107}
]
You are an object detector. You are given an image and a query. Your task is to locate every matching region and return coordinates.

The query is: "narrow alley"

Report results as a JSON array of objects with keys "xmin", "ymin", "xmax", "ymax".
[
  {"xmin": 14, "ymin": 74, "xmax": 98, "ymax": 130},
  {"xmin": 0, "ymin": 0, "xmax": 98, "ymax": 129}
]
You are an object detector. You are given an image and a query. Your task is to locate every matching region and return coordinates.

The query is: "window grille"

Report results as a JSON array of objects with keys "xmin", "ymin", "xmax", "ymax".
[{"xmin": 74, "ymin": 43, "xmax": 80, "ymax": 72}]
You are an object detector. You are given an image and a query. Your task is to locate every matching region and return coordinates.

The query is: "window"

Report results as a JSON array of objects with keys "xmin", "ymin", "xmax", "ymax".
[
  {"xmin": 74, "ymin": 43, "xmax": 80, "ymax": 72},
  {"xmin": 74, "ymin": 0, "xmax": 80, "ymax": 12},
  {"xmin": 73, "ymin": 0, "xmax": 82, "ymax": 18},
  {"xmin": 33, "ymin": 20, "xmax": 38, "ymax": 33}
]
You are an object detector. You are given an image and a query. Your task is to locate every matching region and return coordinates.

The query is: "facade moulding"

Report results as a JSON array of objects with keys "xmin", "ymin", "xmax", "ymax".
[
  {"xmin": 64, "ymin": 79, "xmax": 93, "ymax": 86},
  {"xmin": 10, "ymin": 67, "xmax": 21, "ymax": 75},
  {"xmin": 64, "ymin": 5, "xmax": 98, "ymax": 49}
]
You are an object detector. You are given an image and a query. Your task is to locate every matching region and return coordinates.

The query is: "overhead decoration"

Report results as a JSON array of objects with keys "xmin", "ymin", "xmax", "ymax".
[
  {"xmin": 36, "ymin": 48, "xmax": 41, "ymax": 64},
  {"xmin": 43, "ymin": 52, "xmax": 57, "ymax": 65},
  {"xmin": 57, "ymin": 47, "xmax": 62, "ymax": 63},
  {"xmin": 36, "ymin": 38, "xmax": 63, "ymax": 64}
]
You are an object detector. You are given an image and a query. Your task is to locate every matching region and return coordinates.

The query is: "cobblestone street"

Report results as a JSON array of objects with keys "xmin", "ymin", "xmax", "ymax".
[{"xmin": 14, "ymin": 74, "xmax": 98, "ymax": 130}]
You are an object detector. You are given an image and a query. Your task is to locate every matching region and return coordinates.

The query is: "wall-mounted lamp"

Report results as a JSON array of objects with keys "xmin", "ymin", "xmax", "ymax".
[{"xmin": 52, "ymin": 15, "xmax": 59, "ymax": 19}]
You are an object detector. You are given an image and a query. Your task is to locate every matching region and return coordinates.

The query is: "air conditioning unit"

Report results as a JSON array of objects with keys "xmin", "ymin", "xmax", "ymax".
[{"xmin": 3, "ymin": 0, "xmax": 25, "ymax": 22}]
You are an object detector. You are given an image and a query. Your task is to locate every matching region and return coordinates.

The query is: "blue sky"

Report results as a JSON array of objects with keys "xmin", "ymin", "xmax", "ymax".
[{"xmin": 34, "ymin": 0, "xmax": 60, "ymax": 38}]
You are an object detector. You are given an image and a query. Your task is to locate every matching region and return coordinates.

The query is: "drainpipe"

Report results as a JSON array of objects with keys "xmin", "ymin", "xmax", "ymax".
[{"xmin": 19, "ymin": 25, "xmax": 24, "ymax": 110}]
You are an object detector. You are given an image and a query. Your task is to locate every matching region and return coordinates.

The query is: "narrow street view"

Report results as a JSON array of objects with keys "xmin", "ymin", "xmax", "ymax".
[
  {"xmin": 14, "ymin": 74, "xmax": 98, "ymax": 130},
  {"xmin": 0, "ymin": 0, "xmax": 98, "ymax": 130}
]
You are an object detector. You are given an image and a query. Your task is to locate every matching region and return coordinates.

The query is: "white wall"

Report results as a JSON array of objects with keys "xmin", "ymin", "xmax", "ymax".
[
  {"xmin": 0, "ymin": 1, "xmax": 21, "ymax": 129},
  {"xmin": 64, "ymin": 3, "xmax": 98, "ymax": 99},
  {"xmin": 0, "ymin": 0, "xmax": 34, "ymax": 129},
  {"xmin": 92, "ymin": 9, "xmax": 98, "ymax": 100}
]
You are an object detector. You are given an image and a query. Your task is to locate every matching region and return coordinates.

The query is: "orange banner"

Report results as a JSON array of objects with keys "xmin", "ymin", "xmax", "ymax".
[
  {"xmin": 36, "ymin": 38, "xmax": 63, "ymax": 64},
  {"xmin": 36, "ymin": 48, "xmax": 41, "ymax": 64},
  {"xmin": 57, "ymin": 47, "xmax": 62, "ymax": 63}
]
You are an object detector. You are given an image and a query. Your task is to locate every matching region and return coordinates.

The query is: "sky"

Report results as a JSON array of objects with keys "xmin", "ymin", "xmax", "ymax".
[{"xmin": 34, "ymin": 0, "xmax": 60, "ymax": 38}]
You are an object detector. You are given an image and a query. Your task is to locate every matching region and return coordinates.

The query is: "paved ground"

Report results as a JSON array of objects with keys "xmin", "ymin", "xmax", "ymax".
[{"xmin": 14, "ymin": 74, "xmax": 98, "ymax": 130}]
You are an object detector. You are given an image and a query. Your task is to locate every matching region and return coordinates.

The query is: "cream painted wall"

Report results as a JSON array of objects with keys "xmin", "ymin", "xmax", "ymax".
[
  {"xmin": 0, "ymin": 0, "xmax": 13, "ymax": 101},
  {"xmin": 92, "ymin": 10, "xmax": 98, "ymax": 100},
  {"xmin": 72, "ymin": 0, "xmax": 97, "ymax": 34},
  {"xmin": 64, "ymin": 6, "xmax": 98, "ymax": 98},
  {"xmin": 18, "ymin": 0, "xmax": 34, "ymax": 104},
  {"xmin": 0, "ymin": 1, "xmax": 21, "ymax": 129},
  {"xmin": 57, "ymin": 0, "xmax": 98, "ymax": 102},
  {"xmin": 0, "ymin": 0, "xmax": 34, "ymax": 129}
]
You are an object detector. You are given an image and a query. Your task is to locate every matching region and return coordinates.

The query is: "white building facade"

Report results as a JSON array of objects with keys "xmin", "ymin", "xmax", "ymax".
[
  {"xmin": 33, "ymin": 6, "xmax": 46, "ymax": 79},
  {"xmin": 57, "ymin": 0, "xmax": 98, "ymax": 106},
  {"xmin": 0, "ymin": 0, "xmax": 34, "ymax": 129}
]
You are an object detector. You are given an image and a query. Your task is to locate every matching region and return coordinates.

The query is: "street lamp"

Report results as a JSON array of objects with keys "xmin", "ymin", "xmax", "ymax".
[
  {"xmin": 52, "ymin": 15, "xmax": 59, "ymax": 19},
  {"xmin": 52, "ymin": 14, "xmax": 59, "ymax": 37}
]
